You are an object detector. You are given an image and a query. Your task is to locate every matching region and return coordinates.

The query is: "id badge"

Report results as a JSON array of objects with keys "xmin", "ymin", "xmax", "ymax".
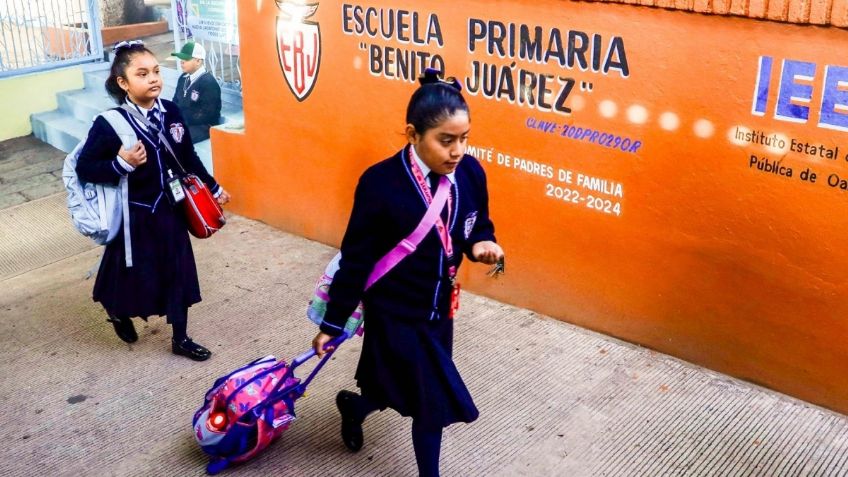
[
  {"xmin": 167, "ymin": 175, "xmax": 185, "ymax": 203},
  {"xmin": 448, "ymin": 282, "xmax": 461, "ymax": 319}
]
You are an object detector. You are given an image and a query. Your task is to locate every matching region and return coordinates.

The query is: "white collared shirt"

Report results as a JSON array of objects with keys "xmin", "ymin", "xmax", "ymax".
[
  {"xmin": 410, "ymin": 145, "xmax": 456, "ymax": 185},
  {"xmin": 125, "ymin": 98, "xmax": 167, "ymax": 132},
  {"xmin": 187, "ymin": 66, "xmax": 207, "ymax": 86}
]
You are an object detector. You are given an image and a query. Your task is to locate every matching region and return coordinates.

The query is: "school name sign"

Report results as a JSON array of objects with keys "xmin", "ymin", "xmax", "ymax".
[{"xmin": 340, "ymin": 4, "xmax": 630, "ymax": 116}]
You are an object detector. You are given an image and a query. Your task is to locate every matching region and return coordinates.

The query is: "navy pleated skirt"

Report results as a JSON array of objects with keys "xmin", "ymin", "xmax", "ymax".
[
  {"xmin": 92, "ymin": 202, "xmax": 201, "ymax": 320},
  {"xmin": 354, "ymin": 308, "xmax": 479, "ymax": 429}
]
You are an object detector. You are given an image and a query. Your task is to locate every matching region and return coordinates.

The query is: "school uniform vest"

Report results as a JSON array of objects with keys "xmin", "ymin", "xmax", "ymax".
[{"xmin": 75, "ymin": 99, "xmax": 220, "ymax": 208}]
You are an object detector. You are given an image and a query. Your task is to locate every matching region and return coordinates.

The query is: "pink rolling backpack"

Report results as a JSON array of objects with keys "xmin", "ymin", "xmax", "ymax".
[{"xmin": 192, "ymin": 350, "xmax": 339, "ymax": 474}]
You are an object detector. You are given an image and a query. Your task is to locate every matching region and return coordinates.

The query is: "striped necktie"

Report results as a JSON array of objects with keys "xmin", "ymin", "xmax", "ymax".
[{"xmin": 147, "ymin": 109, "xmax": 162, "ymax": 139}]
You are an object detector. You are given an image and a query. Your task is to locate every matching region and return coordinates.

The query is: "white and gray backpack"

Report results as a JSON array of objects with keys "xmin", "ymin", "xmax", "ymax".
[{"xmin": 62, "ymin": 110, "xmax": 138, "ymax": 267}]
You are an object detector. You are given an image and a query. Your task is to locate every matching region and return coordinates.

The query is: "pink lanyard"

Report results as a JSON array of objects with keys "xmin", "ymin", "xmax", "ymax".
[{"xmin": 408, "ymin": 150, "xmax": 454, "ymax": 258}]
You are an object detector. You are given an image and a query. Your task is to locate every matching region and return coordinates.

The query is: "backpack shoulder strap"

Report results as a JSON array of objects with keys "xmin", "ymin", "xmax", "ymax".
[
  {"xmin": 98, "ymin": 108, "xmax": 134, "ymax": 268},
  {"xmin": 364, "ymin": 176, "xmax": 451, "ymax": 290},
  {"xmin": 100, "ymin": 109, "xmax": 137, "ymax": 149}
]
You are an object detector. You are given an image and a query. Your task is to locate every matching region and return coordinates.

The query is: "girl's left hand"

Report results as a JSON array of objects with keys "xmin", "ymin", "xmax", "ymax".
[
  {"xmin": 217, "ymin": 189, "xmax": 231, "ymax": 206},
  {"xmin": 312, "ymin": 332, "xmax": 336, "ymax": 358},
  {"xmin": 472, "ymin": 241, "xmax": 504, "ymax": 265}
]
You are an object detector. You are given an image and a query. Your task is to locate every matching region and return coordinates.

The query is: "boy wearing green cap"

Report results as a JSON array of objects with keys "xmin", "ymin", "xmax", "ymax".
[{"xmin": 171, "ymin": 41, "xmax": 222, "ymax": 143}]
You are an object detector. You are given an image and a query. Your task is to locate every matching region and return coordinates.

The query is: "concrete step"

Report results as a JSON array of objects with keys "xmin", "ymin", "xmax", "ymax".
[
  {"xmin": 80, "ymin": 63, "xmax": 111, "ymax": 92},
  {"xmin": 57, "ymin": 86, "xmax": 242, "ymax": 127},
  {"xmin": 220, "ymin": 86, "xmax": 243, "ymax": 108},
  {"xmin": 193, "ymin": 139, "xmax": 213, "ymax": 174},
  {"xmin": 30, "ymin": 110, "xmax": 89, "ymax": 154},
  {"xmin": 57, "ymin": 88, "xmax": 116, "ymax": 124},
  {"xmin": 83, "ymin": 66, "xmax": 242, "ymax": 110},
  {"xmin": 32, "ymin": 107, "xmax": 217, "ymax": 175},
  {"xmin": 81, "ymin": 68, "xmax": 180, "ymax": 104},
  {"xmin": 33, "ymin": 61, "xmax": 241, "ymax": 171}
]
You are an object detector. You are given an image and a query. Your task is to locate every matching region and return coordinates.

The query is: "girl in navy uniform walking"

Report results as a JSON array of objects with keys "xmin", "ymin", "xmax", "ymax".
[
  {"xmin": 312, "ymin": 69, "xmax": 504, "ymax": 476},
  {"xmin": 76, "ymin": 41, "xmax": 230, "ymax": 361}
]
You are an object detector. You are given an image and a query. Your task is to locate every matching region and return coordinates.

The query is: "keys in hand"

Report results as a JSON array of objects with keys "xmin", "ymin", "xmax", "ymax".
[{"xmin": 487, "ymin": 256, "xmax": 505, "ymax": 278}]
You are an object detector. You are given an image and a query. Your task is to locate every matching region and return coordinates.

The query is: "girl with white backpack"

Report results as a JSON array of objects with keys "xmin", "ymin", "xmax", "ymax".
[{"xmin": 75, "ymin": 40, "xmax": 230, "ymax": 361}]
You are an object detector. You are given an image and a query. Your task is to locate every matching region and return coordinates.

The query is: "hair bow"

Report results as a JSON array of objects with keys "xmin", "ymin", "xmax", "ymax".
[{"xmin": 113, "ymin": 40, "xmax": 145, "ymax": 52}]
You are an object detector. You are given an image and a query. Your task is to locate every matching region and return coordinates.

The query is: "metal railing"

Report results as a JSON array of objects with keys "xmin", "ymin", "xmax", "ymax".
[
  {"xmin": 0, "ymin": 0, "xmax": 102, "ymax": 78},
  {"xmin": 171, "ymin": 0, "xmax": 241, "ymax": 93}
]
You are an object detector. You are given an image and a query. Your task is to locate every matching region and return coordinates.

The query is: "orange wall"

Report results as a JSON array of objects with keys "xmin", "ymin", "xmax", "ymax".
[
  {"xmin": 213, "ymin": 0, "xmax": 848, "ymax": 413},
  {"xmin": 583, "ymin": 0, "xmax": 848, "ymax": 27}
]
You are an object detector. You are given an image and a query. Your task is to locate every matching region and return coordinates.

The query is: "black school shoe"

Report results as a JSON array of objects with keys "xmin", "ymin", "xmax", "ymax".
[
  {"xmin": 172, "ymin": 337, "xmax": 212, "ymax": 361},
  {"xmin": 106, "ymin": 315, "xmax": 138, "ymax": 343},
  {"xmin": 336, "ymin": 390, "xmax": 365, "ymax": 452}
]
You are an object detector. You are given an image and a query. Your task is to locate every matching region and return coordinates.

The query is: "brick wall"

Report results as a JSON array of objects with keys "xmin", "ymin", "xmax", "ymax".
[{"xmin": 580, "ymin": 0, "xmax": 848, "ymax": 27}]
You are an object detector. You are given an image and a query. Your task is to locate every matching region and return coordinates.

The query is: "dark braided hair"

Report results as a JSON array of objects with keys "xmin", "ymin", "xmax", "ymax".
[
  {"xmin": 105, "ymin": 41, "xmax": 155, "ymax": 104},
  {"xmin": 406, "ymin": 68, "xmax": 469, "ymax": 134}
]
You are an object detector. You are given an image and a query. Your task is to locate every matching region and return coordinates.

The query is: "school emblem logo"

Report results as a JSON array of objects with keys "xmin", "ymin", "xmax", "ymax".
[
  {"xmin": 275, "ymin": 1, "xmax": 321, "ymax": 101},
  {"xmin": 464, "ymin": 212, "xmax": 478, "ymax": 239},
  {"xmin": 169, "ymin": 123, "xmax": 185, "ymax": 143},
  {"xmin": 191, "ymin": 90, "xmax": 200, "ymax": 101}
]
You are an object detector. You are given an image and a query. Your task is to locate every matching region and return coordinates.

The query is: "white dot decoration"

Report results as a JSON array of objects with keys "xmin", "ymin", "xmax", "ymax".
[
  {"xmin": 694, "ymin": 119, "xmax": 715, "ymax": 138},
  {"xmin": 599, "ymin": 100, "xmax": 617, "ymax": 118},
  {"xmin": 627, "ymin": 104, "xmax": 649, "ymax": 124},
  {"xmin": 659, "ymin": 112, "xmax": 680, "ymax": 131}
]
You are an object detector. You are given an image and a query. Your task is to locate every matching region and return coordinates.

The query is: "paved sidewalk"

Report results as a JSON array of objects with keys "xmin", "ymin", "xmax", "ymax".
[
  {"xmin": 0, "ymin": 136, "xmax": 67, "ymax": 209},
  {"xmin": 1, "ymin": 193, "xmax": 848, "ymax": 476}
]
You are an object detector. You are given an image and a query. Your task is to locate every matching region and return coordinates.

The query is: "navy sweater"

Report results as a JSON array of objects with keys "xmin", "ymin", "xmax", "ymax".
[
  {"xmin": 320, "ymin": 147, "xmax": 496, "ymax": 336},
  {"xmin": 75, "ymin": 99, "xmax": 219, "ymax": 207},
  {"xmin": 172, "ymin": 72, "xmax": 221, "ymax": 143}
]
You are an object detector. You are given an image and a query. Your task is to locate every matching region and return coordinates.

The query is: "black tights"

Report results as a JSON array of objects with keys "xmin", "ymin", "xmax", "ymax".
[
  {"xmin": 169, "ymin": 308, "xmax": 188, "ymax": 341},
  {"xmin": 354, "ymin": 394, "xmax": 443, "ymax": 477},
  {"xmin": 112, "ymin": 309, "xmax": 188, "ymax": 341},
  {"xmin": 411, "ymin": 420, "xmax": 443, "ymax": 477}
]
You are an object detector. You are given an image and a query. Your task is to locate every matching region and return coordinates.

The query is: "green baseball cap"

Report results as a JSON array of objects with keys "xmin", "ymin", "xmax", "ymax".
[{"xmin": 171, "ymin": 41, "xmax": 206, "ymax": 60}]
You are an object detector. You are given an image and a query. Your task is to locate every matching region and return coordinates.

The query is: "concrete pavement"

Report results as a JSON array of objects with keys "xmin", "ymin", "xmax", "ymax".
[
  {"xmin": 1, "ymin": 183, "xmax": 848, "ymax": 475},
  {"xmin": 0, "ymin": 136, "xmax": 67, "ymax": 209}
]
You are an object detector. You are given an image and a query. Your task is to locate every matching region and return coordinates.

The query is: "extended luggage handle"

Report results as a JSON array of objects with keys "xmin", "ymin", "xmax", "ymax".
[
  {"xmin": 268, "ymin": 332, "xmax": 351, "ymax": 400},
  {"xmin": 210, "ymin": 331, "xmax": 355, "ymax": 442},
  {"xmin": 292, "ymin": 333, "xmax": 348, "ymax": 367}
]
